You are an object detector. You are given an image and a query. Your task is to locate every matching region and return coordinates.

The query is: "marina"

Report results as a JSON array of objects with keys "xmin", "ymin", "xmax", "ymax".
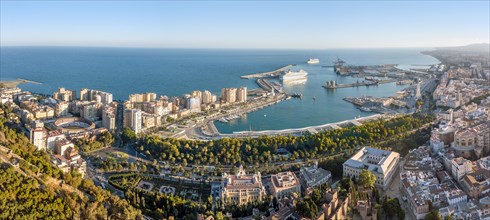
[
  {"xmin": 323, "ymin": 78, "xmax": 396, "ymax": 89},
  {"xmin": 217, "ymin": 114, "xmax": 242, "ymax": 123}
]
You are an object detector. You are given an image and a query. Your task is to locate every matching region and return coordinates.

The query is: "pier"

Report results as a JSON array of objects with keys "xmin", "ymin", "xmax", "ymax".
[
  {"xmin": 343, "ymin": 97, "xmax": 365, "ymax": 106},
  {"xmin": 323, "ymin": 80, "xmax": 378, "ymax": 89},
  {"xmin": 247, "ymin": 89, "xmax": 267, "ymax": 96},
  {"xmin": 240, "ymin": 65, "xmax": 292, "ymax": 79},
  {"xmin": 323, "ymin": 78, "xmax": 396, "ymax": 89},
  {"xmin": 256, "ymin": 78, "xmax": 284, "ymax": 94}
]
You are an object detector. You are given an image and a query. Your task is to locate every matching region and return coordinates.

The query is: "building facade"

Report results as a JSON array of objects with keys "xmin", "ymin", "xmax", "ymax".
[
  {"xmin": 343, "ymin": 147, "xmax": 400, "ymax": 189},
  {"xmin": 236, "ymin": 87, "xmax": 247, "ymax": 103},
  {"xmin": 102, "ymin": 106, "xmax": 116, "ymax": 131},
  {"xmin": 29, "ymin": 121, "xmax": 46, "ymax": 151},
  {"xmin": 129, "ymin": 93, "xmax": 157, "ymax": 103},
  {"xmin": 299, "ymin": 163, "xmax": 332, "ymax": 191},
  {"xmin": 451, "ymin": 157, "xmax": 474, "ymax": 181},
  {"xmin": 221, "ymin": 165, "xmax": 266, "ymax": 205},
  {"xmin": 270, "ymin": 171, "xmax": 301, "ymax": 199},
  {"xmin": 221, "ymin": 88, "xmax": 237, "ymax": 104},
  {"xmin": 53, "ymin": 87, "xmax": 76, "ymax": 102}
]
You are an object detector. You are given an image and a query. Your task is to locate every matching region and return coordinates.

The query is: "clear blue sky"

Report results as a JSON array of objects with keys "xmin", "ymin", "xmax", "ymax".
[{"xmin": 1, "ymin": 1, "xmax": 489, "ymax": 49}]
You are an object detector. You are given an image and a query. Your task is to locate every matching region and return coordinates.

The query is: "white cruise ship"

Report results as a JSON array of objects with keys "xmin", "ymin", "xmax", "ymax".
[
  {"xmin": 307, "ymin": 58, "xmax": 320, "ymax": 64},
  {"xmin": 282, "ymin": 69, "xmax": 308, "ymax": 82}
]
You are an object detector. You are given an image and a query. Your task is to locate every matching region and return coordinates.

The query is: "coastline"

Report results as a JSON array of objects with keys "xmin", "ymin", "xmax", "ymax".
[
  {"xmin": 2, "ymin": 48, "xmax": 439, "ymax": 139},
  {"xmin": 0, "ymin": 78, "xmax": 42, "ymax": 89},
  {"xmin": 210, "ymin": 50, "xmax": 439, "ymax": 137},
  {"xmin": 216, "ymin": 113, "xmax": 399, "ymax": 138}
]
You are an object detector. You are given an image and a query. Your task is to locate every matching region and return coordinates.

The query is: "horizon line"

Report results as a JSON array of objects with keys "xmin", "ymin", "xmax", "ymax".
[{"xmin": 1, "ymin": 43, "xmax": 488, "ymax": 51}]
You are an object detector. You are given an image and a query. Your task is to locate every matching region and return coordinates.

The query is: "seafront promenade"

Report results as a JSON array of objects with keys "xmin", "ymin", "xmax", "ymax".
[{"xmin": 189, "ymin": 113, "xmax": 403, "ymax": 140}]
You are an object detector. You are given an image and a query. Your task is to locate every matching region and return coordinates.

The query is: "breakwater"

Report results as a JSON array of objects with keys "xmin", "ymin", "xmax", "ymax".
[{"xmin": 240, "ymin": 65, "xmax": 292, "ymax": 79}]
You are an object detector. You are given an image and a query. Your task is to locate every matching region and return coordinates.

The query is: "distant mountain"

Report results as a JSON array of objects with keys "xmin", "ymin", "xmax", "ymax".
[{"xmin": 435, "ymin": 43, "xmax": 490, "ymax": 53}]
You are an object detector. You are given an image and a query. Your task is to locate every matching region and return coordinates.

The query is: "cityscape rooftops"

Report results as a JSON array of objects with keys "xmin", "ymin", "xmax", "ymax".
[
  {"xmin": 271, "ymin": 172, "xmax": 299, "ymax": 189},
  {"xmin": 222, "ymin": 165, "xmax": 263, "ymax": 190},
  {"xmin": 344, "ymin": 147, "xmax": 400, "ymax": 175}
]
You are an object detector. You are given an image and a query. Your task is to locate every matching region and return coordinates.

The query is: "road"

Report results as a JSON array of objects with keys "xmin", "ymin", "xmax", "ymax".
[
  {"xmin": 384, "ymin": 156, "xmax": 417, "ymax": 220},
  {"xmin": 85, "ymin": 157, "xmax": 125, "ymax": 197}
]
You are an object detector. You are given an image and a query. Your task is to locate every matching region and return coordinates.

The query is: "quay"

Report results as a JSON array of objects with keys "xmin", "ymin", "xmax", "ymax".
[
  {"xmin": 240, "ymin": 65, "xmax": 292, "ymax": 79},
  {"xmin": 192, "ymin": 113, "xmax": 402, "ymax": 139},
  {"xmin": 256, "ymin": 78, "xmax": 284, "ymax": 94},
  {"xmin": 247, "ymin": 89, "xmax": 267, "ymax": 96},
  {"xmin": 323, "ymin": 78, "xmax": 396, "ymax": 89},
  {"xmin": 343, "ymin": 97, "xmax": 364, "ymax": 106}
]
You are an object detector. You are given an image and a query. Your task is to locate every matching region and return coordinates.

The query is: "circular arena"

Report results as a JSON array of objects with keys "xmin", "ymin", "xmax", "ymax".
[{"xmin": 54, "ymin": 117, "xmax": 95, "ymax": 134}]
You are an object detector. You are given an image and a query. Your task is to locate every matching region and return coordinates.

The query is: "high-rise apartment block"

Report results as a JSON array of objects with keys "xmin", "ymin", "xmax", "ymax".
[
  {"xmin": 80, "ymin": 88, "xmax": 113, "ymax": 105},
  {"xmin": 53, "ymin": 88, "xmax": 76, "ymax": 102},
  {"xmin": 236, "ymin": 87, "xmax": 247, "ymax": 103},
  {"xmin": 102, "ymin": 106, "xmax": 116, "ymax": 131},
  {"xmin": 29, "ymin": 121, "xmax": 46, "ymax": 151},
  {"xmin": 221, "ymin": 88, "xmax": 237, "ymax": 104},
  {"xmin": 129, "ymin": 93, "xmax": 157, "ymax": 103}
]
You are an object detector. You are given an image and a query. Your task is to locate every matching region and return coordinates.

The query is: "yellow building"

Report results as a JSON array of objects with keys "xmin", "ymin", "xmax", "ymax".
[
  {"xmin": 129, "ymin": 93, "xmax": 157, "ymax": 103},
  {"xmin": 236, "ymin": 87, "xmax": 247, "ymax": 103},
  {"xmin": 221, "ymin": 88, "xmax": 237, "ymax": 104},
  {"xmin": 221, "ymin": 165, "xmax": 265, "ymax": 205},
  {"xmin": 53, "ymin": 87, "xmax": 76, "ymax": 102}
]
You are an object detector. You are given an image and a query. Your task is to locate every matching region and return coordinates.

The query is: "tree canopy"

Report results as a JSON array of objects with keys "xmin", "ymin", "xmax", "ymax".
[
  {"xmin": 0, "ymin": 108, "xmax": 142, "ymax": 219},
  {"xmin": 133, "ymin": 114, "xmax": 433, "ymax": 167},
  {"xmin": 359, "ymin": 169, "xmax": 376, "ymax": 189}
]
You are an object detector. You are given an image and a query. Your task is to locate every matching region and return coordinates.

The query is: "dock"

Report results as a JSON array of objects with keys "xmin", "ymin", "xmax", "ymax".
[
  {"xmin": 256, "ymin": 78, "xmax": 284, "ymax": 94},
  {"xmin": 247, "ymin": 89, "xmax": 267, "ymax": 96},
  {"xmin": 343, "ymin": 97, "xmax": 365, "ymax": 106},
  {"xmin": 323, "ymin": 80, "xmax": 378, "ymax": 89},
  {"xmin": 323, "ymin": 78, "xmax": 396, "ymax": 89},
  {"xmin": 240, "ymin": 65, "xmax": 292, "ymax": 79}
]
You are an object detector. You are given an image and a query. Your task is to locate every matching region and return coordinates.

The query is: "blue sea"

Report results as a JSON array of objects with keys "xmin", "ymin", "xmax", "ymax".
[{"xmin": 0, "ymin": 47, "xmax": 439, "ymax": 133}]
